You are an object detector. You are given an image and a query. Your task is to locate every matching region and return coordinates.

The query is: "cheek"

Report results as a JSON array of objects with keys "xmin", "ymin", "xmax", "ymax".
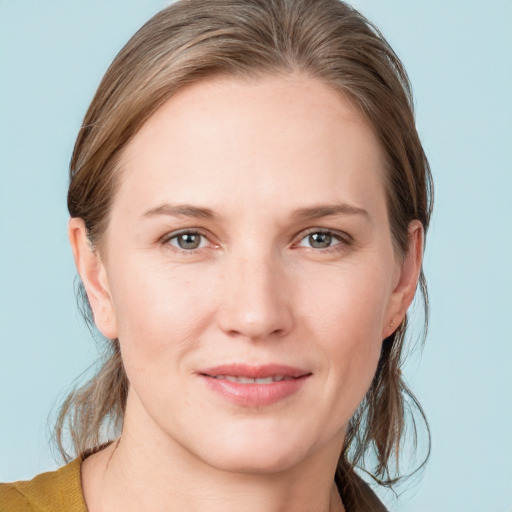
[
  {"xmin": 107, "ymin": 258, "xmax": 217, "ymax": 373},
  {"xmin": 301, "ymin": 258, "xmax": 392, "ymax": 343},
  {"xmin": 298, "ymin": 261, "xmax": 390, "ymax": 406}
]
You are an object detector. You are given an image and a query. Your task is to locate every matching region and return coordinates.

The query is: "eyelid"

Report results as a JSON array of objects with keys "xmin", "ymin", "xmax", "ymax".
[
  {"xmin": 293, "ymin": 227, "xmax": 353, "ymax": 250},
  {"xmin": 296, "ymin": 227, "xmax": 352, "ymax": 241},
  {"xmin": 160, "ymin": 228, "xmax": 218, "ymax": 252}
]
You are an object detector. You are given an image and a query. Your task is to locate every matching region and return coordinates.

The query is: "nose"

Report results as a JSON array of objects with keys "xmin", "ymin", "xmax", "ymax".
[{"xmin": 216, "ymin": 250, "xmax": 294, "ymax": 341}]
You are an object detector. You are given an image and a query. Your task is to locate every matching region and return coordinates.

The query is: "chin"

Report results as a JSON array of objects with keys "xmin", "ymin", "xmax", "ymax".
[
  {"xmin": 187, "ymin": 425, "xmax": 317, "ymax": 475},
  {"xmin": 207, "ymin": 447, "xmax": 305, "ymax": 475}
]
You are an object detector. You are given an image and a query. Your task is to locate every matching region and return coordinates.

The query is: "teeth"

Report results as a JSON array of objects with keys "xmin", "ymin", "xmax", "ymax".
[
  {"xmin": 213, "ymin": 375, "xmax": 290, "ymax": 383},
  {"xmin": 253, "ymin": 377, "xmax": 273, "ymax": 384}
]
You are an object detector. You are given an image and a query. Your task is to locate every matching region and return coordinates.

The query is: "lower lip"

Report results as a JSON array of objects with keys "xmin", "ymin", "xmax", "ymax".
[{"xmin": 201, "ymin": 375, "xmax": 310, "ymax": 406}]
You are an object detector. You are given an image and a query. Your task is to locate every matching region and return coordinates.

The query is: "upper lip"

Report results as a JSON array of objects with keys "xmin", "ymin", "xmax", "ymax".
[{"xmin": 199, "ymin": 364, "xmax": 311, "ymax": 379}]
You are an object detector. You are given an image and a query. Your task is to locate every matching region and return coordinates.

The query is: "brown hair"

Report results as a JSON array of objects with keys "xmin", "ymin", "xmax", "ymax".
[{"xmin": 57, "ymin": 0, "xmax": 433, "ymax": 502}]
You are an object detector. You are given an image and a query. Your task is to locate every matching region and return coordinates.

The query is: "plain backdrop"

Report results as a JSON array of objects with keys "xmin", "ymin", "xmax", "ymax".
[{"xmin": 1, "ymin": 1, "xmax": 511, "ymax": 511}]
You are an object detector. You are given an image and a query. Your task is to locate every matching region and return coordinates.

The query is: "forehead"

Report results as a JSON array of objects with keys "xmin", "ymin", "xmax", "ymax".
[{"xmin": 117, "ymin": 73, "xmax": 387, "ymax": 219}]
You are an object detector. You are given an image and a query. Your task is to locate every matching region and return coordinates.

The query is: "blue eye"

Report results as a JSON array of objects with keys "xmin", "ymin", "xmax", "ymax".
[
  {"xmin": 297, "ymin": 231, "xmax": 343, "ymax": 249},
  {"xmin": 167, "ymin": 231, "xmax": 208, "ymax": 250}
]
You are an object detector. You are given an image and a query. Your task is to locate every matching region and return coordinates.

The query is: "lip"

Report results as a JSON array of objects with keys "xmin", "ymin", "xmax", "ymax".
[{"xmin": 198, "ymin": 364, "xmax": 311, "ymax": 406}]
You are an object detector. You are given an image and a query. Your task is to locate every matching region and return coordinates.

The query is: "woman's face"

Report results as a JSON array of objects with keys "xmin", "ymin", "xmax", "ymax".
[{"xmin": 73, "ymin": 74, "xmax": 420, "ymax": 474}]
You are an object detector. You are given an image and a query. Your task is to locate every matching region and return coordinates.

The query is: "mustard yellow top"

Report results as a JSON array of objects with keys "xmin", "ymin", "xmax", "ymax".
[{"xmin": 0, "ymin": 458, "xmax": 87, "ymax": 512}]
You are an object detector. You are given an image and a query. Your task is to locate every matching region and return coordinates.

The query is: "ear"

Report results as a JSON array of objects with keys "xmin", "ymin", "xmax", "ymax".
[
  {"xmin": 68, "ymin": 218, "xmax": 118, "ymax": 340},
  {"xmin": 382, "ymin": 220, "xmax": 424, "ymax": 339}
]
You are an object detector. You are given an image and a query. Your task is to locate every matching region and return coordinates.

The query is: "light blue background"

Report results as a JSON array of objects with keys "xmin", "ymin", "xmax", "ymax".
[{"xmin": 1, "ymin": 1, "xmax": 511, "ymax": 511}]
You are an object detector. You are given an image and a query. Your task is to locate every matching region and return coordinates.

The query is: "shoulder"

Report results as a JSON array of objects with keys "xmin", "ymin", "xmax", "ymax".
[
  {"xmin": 0, "ymin": 458, "xmax": 87, "ymax": 512},
  {"xmin": 0, "ymin": 483, "xmax": 33, "ymax": 511}
]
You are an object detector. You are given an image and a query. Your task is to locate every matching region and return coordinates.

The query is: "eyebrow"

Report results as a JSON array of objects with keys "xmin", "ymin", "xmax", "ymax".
[
  {"xmin": 142, "ymin": 203, "xmax": 215, "ymax": 219},
  {"xmin": 142, "ymin": 202, "xmax": 369, "ymax": 221},
  {"xmin": 291, "ymin": 203, "xmax": 370, "ymax": 221}
]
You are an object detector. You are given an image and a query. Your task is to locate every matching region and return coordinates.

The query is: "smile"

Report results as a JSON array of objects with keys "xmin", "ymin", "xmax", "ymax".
[{"xmin": 198, "ymin": 364, "xmax": 311, "ymax": 406}]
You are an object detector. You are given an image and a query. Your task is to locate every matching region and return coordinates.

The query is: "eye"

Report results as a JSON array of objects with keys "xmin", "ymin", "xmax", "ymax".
[
  {"xmin": 166, "ymin": 231, "xmax": 209, "ymax": 251},
  {"xmin": 296, "ymin": 229, "xmax": 347, "ymax": 250}
]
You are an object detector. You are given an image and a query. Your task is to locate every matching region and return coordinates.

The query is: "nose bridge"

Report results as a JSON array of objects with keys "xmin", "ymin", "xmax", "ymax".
[{"xmin": 217, "ymin": 244, "xmax": 293, "ymax": 340}]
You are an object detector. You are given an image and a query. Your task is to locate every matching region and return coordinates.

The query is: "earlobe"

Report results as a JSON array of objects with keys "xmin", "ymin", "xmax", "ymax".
[
  {"xmin": 382, "ymin": 220, "xmax": 424, "ymax": 339},
  {"xmin": 68, "ymin": 218, "xmax": 118, "ymax": 339}
]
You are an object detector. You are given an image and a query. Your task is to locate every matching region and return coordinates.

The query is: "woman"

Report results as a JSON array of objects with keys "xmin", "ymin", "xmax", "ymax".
[{"xmin": 0, "ymin": 0, "xmax": 432, "ymax": 510}]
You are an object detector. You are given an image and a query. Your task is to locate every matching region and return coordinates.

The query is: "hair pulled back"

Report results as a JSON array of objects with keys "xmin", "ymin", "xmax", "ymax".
[{"xmin": 58, "ymin": 0, "xmax": 433, "ymax": 500}]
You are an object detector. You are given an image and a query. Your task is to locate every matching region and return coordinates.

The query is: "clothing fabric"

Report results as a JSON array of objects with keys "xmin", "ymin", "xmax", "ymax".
[
  {"xmin": 0, "ymin": 457, "xmax": 387, "ymax": 512},
  {"xmin": 0, "ymin": 458, "xmax": 86, "ymax": 512}
]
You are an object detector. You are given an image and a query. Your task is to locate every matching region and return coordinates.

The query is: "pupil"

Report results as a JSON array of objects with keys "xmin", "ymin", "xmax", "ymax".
[
  {"xmin": 309, "ymin": 232, "xmax": 331, "ymax": 248},
  {"xmin": 179, "ymin": 233, "xmax": 200, "ymax": 249}
]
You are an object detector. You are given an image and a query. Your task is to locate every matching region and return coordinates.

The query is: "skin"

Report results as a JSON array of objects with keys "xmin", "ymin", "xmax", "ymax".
[{"xmin": 69, "ymin": 73, "xmax": 423, "ymax": 512}]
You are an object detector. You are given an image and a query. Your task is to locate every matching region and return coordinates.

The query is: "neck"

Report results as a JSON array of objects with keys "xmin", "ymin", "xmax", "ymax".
[{"xmin": 81, "ymin": 396, "xmax": 345, "ymax": 512}]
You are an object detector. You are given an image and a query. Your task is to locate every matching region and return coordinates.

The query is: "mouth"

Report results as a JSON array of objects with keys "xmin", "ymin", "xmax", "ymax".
[
  {"xmin": 198, "ymin": 364, "xmax": 311, "ymax": 406},
  {"xmin": 208, "ymin": 375, "xmax": 296, "ymax": 384}
]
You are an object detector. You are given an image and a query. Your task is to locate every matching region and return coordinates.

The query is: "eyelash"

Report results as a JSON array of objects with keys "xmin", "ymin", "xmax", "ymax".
[
  {"xmin": 294, "ymin": 228, "xmax": 352, "ymax": 253},
  {"xmin": 161, "ymin": 229, "xmax": 214, "ymax": 255},
  {"xmin": 160, "ymin": 228, "xmax": 352, "ymax": 255}
]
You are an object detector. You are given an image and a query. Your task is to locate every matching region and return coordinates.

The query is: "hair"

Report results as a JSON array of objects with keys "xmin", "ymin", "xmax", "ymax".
[{"xmin": 57, "ymin": 0, "xmax": 433, "ymax": 505}]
